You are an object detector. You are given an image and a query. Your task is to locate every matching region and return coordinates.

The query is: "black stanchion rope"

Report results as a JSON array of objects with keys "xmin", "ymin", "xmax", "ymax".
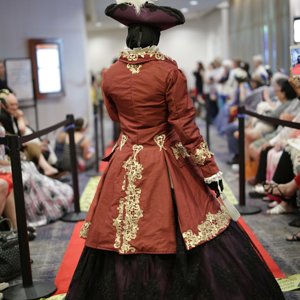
[{"xmin": 243, "ymin": 108, "xmax": 300, "ymax": 129}]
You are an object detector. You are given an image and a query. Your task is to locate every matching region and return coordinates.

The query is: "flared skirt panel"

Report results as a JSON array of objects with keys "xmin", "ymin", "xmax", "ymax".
[{"xmin": 66, "ymin": 221, "xmax": 284, "ymax": 300}]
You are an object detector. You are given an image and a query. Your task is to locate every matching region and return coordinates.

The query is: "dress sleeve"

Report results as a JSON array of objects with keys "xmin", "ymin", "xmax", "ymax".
[
  {"xmin": 101, "ymin": 78, "xmax": 119, "ymax": 122},
  {"xmin": 166, "ymin": 68, "xmax": 219, "ymax": 178}
]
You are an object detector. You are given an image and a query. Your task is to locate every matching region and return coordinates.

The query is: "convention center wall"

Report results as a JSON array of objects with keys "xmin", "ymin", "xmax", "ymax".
[
  {"xmin": 228, "ymin": 0, "xmax": 291, "ymax": 73},
  {"xmin": 0, "ymin": 0, "xmax": 90, "ymax": 130},
  {"xmin": 87, "ymin": 0, "xmax": 296, "ymax": 90}
]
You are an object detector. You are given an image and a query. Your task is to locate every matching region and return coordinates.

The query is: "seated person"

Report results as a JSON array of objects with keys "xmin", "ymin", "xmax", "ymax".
[
  {"xmin": 56, "ymin": 118, "xmax": 95, "ymax": 172},
  {"xmin": 0, "ymin": 176, "xmax": 16, "ymax": 230},
  {"xmin": 263, "ymin": 175, "xmax": 300, "ymax": 242},
  {"xmin": 224, "ymin": 73, "xmax": 267, "ymax": 164},
  {"xmin": 0, "ymin": 121, "xmax": 73, "ymax": 227},
  {"xmin": 245, "ymin": 77, "xmax": 296, "ymax": 148},
  {"xmin": 250, "ymin": 75, "xmax": 300, "ymax": 215},
  {"xmin": 0, "ymin": 122, "xmax": 37, "ymax": 239},
  {"xmin": 0, "ymin": 89, "xmax": 59, "ymax": 177},
  {"xmin": 245, "ymin": 77, "xmax": 299, "ymax": 180}
]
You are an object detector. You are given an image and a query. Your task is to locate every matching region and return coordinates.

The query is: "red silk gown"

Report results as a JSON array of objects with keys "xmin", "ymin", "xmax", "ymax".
[
  {"xmin": 65, "ymin": 47, "xmax": 284, "ymax": 300},
  {"xmin": 81, "ymin": 47, "xmax": 231, "ymax": 254}
]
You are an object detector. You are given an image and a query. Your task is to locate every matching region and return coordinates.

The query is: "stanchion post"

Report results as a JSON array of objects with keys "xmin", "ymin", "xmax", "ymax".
[
  {"xmin": 205, "ymin": 96, "xmax": 210, "ymax": 148},
  {"xmin": 8, "ymin": 135, "xmax": 32, "ymax": 286},
  {"xmin": 93, "ymin": 104, "xmax": 100, "ymax": 173},
  {"xmin": 61, "ymin": 114, "xmax": 86, "ymax": 222},
  {"xmin": 3, "ymin": 135, "xmax": 56, "ymax": 300},
  {"xmin": 86, "ymin": 105, "xmax": 101, "ymax": 176},
  {"xmin": 236, "ymin": 106, "xmax": 261, "ymax": 215},
  {"xmin": 68, "ymin": 115, "xmax": 80, "ymax": 213},
  {"xmin": 238, "ymin": 106, "xmax": 246, "ymax": 206}
]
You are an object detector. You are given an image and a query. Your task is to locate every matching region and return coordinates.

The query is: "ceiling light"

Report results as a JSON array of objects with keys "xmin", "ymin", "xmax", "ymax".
[
  {"xmin": 181, "ymin": 7, "xmax": 189, "ymax": 13},
  {"xmin": 189, "ymin": 0, "xmax": 198, "ymax": 5}
]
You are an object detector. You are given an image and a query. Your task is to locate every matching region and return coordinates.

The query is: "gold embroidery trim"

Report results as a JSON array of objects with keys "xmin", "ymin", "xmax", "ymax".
[
  {"xmin": 191, "ymin": 142, "xmax": 213, "ymax": 165},
  {"xmin": 182, "ymin": 207, "xmax": 231, "ymax": 250},
  {"xmin": 171, "ymin": 142, "xmax": 190, "ymax": 160},
  {"xmin": 113, "ymin": 144, "xmax": 144, "ymax": 254},
  {"xmin": 112, "ymin": 142, "xmax": 118, "ymax": 152},
  {"xmin": 155, "ymin": 52, "xmax": 166, "ymax": 61},
  {"xmin": 80, "ymin": 221, "xmax": 91, "ymax": 239},
  {"xmin": 127, "ymin": 64, "xmax": 142, "ymax": 74},
  {"xmin": 154, "ymin": 134, "xmax": 166, "ymax": 151},
  {"xmin": 120, "ymin": 134, "xmax": 128, "ymax": 151},
  {"xmin": 121, "ymin": 46, "xmax": 166, "ymax": 62}
]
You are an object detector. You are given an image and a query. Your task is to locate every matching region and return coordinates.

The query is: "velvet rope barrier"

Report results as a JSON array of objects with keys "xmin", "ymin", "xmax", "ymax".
[
  {"xmin": 61, "ymin": 114, "xmax": 86, "ymax": 222},
  {"xmin": 2, "ymin": 114, "xmax": 83, "ymax": 299},
  {"xmin": 2, "ymin": 135, "xmax": 59, "ymax": 299}
]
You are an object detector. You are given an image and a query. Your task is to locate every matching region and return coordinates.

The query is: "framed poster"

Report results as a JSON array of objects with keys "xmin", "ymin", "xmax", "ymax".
[
  {"xmin": 5, "ymin": 58, "xmax": 34, "ymax": 100},
  {"xmin": 28, "ymin": 38, "xmax": 65, "ymax": 99}
]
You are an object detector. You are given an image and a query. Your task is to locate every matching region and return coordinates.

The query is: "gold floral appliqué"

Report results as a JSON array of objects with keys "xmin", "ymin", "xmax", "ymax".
[
  {"xmin": 192, "ymin": 142, "xmax": 213, "ymax": 165},
  {"xmin": 121, "ymin": 46, "xmax": 167, "ymax": 62},
  {"xmin": 120, "ymin": 134, "xmax": 128, "ymax": 151},
  {"xmin": 154, "ymin": 134, "xmax": 166, "ymax": 151},
  {"xmin": 113, "ymin": 145, "xmax": 144, "ymax": 254},
  {"xmin": 111, "ymin": 142, "xmax": 118, "ymax": 152},
  {"xmin": 171, "ymin": 142, "xmax": 190, "ymax": 160},
  {"xmin": 80, "ymin": 221, "xmax": 91, "ymax": 239},
  {"xmin": 127, "ymin": 64, "xmax": 142, "ymax": 74},
  {"xmin": 182, "ymin": 207, "xmax": 231, "ymax": 250}
]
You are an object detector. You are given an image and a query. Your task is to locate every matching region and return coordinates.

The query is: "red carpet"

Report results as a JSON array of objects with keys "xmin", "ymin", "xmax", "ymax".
[
  {"xmin": 237, "ymin": 218, "xmax": 285, "ymax": 279},
  {"xmin": 54, "ymin": 217, "xmax": 285, "ymax": 294},
  {"xmin": 54, "ymin": 221, "xmax": 85, "ymax": 295}
]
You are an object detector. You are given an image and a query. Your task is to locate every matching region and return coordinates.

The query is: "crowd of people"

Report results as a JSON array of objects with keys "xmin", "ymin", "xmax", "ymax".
[
  {"xmin": 0, "ymin": 60, "xmax": 96, "ymax": 236},
  {"xmin": 0, "ymin": 88, "xmax": 74, "ymax": 230},
  {"xmin": 192, "ymin": 54, "xmax": 300, "ymax": 242}
]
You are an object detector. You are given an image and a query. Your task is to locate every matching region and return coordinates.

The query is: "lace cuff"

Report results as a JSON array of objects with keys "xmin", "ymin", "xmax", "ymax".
[
  {"xmin": 191, "ymin": 142, "xmax": 214, "ymax": 165},
  {"xmin": 204, "ymin": 171, "xmax": 223, "ymax": 184}
]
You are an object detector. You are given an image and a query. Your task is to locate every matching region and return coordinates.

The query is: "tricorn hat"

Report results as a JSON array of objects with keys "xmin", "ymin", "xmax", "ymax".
[{"xmin": 105, "ymin": 0, "xmax": 185, "ymax": 31}]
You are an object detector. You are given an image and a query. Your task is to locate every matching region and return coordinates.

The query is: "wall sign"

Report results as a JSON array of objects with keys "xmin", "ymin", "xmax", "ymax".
[
  {"xmin": 29, "ymin": 38, "xmax": 64, "ymax": 99},
  {"xmin": 5, "ymin": 58, "xmax": 34, "ymax": 100}
]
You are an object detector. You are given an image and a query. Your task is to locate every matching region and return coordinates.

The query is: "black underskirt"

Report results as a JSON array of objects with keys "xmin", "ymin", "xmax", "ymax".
[{"xmin": 65, "ymin": 221, "xmax": 284, "ymax": 300}]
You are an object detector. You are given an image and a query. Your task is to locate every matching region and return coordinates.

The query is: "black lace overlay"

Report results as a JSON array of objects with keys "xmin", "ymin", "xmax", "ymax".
[{"xmin": 66, "ymin": 222, "xmax": 284, "ymax": 300}]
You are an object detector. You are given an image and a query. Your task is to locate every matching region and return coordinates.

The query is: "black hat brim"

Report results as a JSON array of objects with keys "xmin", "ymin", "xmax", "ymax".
[{"xmin": 105, "ymin": 3, "xmax": 185, "ymax": 31}]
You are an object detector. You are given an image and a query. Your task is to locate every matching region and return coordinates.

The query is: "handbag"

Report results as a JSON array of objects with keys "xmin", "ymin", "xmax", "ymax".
[{"xmin": 0, "ymin": 218, "xmax": 21, "ymax": 282}]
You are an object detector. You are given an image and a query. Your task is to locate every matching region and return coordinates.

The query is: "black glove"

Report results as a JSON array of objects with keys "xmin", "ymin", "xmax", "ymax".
[{"xmin": 207, "ymin": 179, "xmax": 224, "ymax": 198}]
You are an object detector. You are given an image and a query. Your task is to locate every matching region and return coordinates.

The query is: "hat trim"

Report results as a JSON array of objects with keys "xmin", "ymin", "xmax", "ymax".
[
  {"xmin": 115, "ymin": 0, "xmax": 158, "ymax": 13},
  {"xmin": 105, "ymin": 3, "xmax": 185, "ymax": 31}
]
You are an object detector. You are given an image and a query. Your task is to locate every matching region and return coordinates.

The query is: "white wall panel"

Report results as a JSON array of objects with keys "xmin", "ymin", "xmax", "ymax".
[
  {"xmin": 228, "ymin": 0, "xmax": 290, "ymax": 73},
  {"xmin": 0, "ymin": 0, "xmax": 89, "ymax": 130}
]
